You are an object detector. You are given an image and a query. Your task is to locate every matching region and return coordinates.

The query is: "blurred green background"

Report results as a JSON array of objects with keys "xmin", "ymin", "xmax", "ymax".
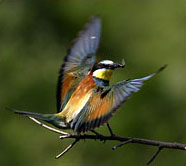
[{"xmin": 0, "ymin": 0, "xmax": 185, "ymax": 166}]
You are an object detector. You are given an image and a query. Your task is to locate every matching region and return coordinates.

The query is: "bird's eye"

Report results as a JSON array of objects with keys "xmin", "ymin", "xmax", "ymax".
[{"xmin": 98, "ymin": 64, "xmax": 104, "ymax": 68}]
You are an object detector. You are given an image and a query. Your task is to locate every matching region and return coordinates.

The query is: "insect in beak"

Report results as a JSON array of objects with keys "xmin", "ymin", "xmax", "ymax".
[{"xmin": 113, "ymin": 59, "xmax": 125, "ymax": 69}]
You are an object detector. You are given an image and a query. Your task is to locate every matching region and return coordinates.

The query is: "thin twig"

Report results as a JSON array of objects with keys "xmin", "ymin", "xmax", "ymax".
[
  {"xmin": 112, "ymin": 139, "xmax": 133, "ymax": 150},
  {"xmin": 28, "ymin": 117, "xmax": 69, "ymax": 135},
  {"xmin": 55, "ymin": 139, "xmax": 79, "ymax": 159},
  {"xmin": 147, "ymin": 146, "xmax": 163, "ymax": 165},
  {"xmin": 59, "ymin": 135, "xmax": 71, "ymax": 139}
]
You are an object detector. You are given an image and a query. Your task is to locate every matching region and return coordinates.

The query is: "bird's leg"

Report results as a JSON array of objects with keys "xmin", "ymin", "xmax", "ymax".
[
  {"xmin": 91, "ymin": 130, "xmax": 104, "ymax": 137},
  {"xmin": 106, "ymin": 123, "xmax": 115, "ymax": 136},
  {"xmin": 90, "ymin": 130, "xmax": 105, "ymax": 142}
]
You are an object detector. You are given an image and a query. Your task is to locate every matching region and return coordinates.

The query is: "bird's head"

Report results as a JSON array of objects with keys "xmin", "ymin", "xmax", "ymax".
[{"xmin": 92, "ymin": 60, "xmax": 125, "ymax": 81}]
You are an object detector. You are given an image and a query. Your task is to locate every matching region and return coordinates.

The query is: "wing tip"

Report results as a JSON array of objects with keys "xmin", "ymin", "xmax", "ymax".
[{"xmin": 156, "ymin": 64, "xmax": 168, "ymax": 74}]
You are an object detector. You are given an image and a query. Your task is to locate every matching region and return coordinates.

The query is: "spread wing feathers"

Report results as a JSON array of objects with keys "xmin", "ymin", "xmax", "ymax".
[
  {"xmin": 57, "ymin": 17, "xmax": 101, "ymax": 112},
  {"xmin": 71, "ymin": 73, "xmax": 155, "ymax": 132}
]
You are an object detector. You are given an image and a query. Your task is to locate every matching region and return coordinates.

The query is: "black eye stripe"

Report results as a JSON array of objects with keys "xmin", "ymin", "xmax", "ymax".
[
  {"xmin": 92, "ymin": 63, "xmax": 113, "ymax": 72},
  {"xmin": 98, "ymin": 64, "xmax": 105, "ymax": 68},
  {"xmin": 99, "ymin": 64, "xmax": 110, "ymax": 68}
]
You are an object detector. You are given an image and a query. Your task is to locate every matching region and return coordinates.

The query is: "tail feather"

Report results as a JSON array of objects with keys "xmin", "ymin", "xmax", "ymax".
[
  {"xmin": 7, "ymin": 107, "xmax": 50, "ymax": 121},
  {"xmin": 7, "ymin": 107, "xmax": 68, "ymax": 129}
]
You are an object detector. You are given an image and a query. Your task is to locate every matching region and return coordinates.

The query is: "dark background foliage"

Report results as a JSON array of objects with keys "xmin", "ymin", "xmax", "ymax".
[{"xmin": 0, "ymin": 0, "xmax": 185, "ymax": 165}]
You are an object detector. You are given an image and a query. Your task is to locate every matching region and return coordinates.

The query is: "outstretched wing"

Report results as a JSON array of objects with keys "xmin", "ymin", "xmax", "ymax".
[
  {"xmin": 71, "ymin": 74, "xmax": 155, "ymax": 132},
  {"xmin": 57, "ymin": 17, "xmax": 101, "ymax": 112}
]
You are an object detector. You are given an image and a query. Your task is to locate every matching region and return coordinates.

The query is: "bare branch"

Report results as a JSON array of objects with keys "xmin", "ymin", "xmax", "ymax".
[
  {"xmin": 112, "ymin": 139, "xmax": 133, "ymax": 150},
  {"xmin": 27, "ymin": 117, "xmax": 186, "ymax": 165},
  {"xmin": 60, "ymin": 134, "xmax": 186, "ymax": 151}
]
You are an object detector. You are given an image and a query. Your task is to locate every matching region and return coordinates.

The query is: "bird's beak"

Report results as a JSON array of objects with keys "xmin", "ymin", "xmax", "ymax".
[{"xmin": 113, "ymin": 59, "xmax": 125, "ymax": 69}]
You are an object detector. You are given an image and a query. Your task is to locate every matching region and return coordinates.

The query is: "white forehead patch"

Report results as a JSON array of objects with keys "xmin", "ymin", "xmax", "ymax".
[{"xmin": 99, "ymin": 60, "xmax": 114, "ymax": 65}]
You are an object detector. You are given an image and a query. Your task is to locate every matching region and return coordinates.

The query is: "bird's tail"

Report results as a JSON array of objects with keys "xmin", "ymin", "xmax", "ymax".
[{"xmin": 7, "ymin": 107, "xmax": 68, "ymax": 129}]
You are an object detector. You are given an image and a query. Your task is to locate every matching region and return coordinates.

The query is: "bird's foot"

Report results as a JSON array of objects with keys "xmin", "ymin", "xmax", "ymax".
[{"xmin": 107, "ymin": 123, "xmax": 115, "ymax": 137}]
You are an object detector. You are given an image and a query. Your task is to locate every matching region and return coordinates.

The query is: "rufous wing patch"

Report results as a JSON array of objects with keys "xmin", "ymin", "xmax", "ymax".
[{"xmin": 61, "ymin": 72, "xmax": 78, "ymax": 103}]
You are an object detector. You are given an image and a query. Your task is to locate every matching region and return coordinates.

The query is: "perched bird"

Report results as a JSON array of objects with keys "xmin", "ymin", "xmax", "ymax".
[{"xmin": 10, "ymin": 17, "xmax": 166, "ymax": 134}]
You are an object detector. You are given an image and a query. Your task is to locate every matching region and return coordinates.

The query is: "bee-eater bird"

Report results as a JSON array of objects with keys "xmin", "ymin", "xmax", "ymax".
[{"xmin": 11, "ymin": 17, "xmax": 166, "ymax": 134}]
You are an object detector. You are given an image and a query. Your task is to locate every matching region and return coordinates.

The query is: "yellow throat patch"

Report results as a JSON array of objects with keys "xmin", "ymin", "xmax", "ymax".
[{"xmin": 93, "ymin": 68, "xmax": 113, "ymax": 81}]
